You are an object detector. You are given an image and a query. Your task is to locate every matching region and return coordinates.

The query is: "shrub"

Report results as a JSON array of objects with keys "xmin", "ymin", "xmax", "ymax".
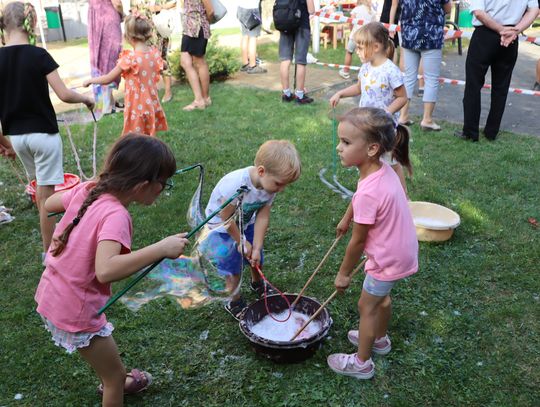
[{"xmin": 169, "ymin": 35, "xmax": 241, "ymax": 82}]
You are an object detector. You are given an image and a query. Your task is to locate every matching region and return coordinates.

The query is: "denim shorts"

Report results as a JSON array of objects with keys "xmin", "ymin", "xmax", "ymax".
[
  {"xmin": 362, "ymin": 273, "xmax": 396, "ymax": 297},
  {"xmin": 278, "ymin": 27, "xmax": 311, "ymax": 65},
  {"xmin": 198, "ymin": 224, "xmax": 263, "ymax": 276}
]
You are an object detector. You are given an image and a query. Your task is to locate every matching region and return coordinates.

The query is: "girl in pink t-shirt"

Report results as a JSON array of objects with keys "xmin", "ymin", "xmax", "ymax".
[
  {"xmin": 327, "ymin": 107, "xmax": 418, "ymax": 380},
  {"xmin": 35, "ymin": 134, "xmax": 188, "ymax": 405}
]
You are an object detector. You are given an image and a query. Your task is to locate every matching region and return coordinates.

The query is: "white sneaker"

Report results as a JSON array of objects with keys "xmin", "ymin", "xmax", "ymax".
[
  {"xmin": 347, "ymin": 330, "xmax": 392, "ymax": 355},
  {"xmin": 306, "ymin": 52, "xmax": 318, "ymax": 64},
  {"xmin": 327, "ymin": 353, "xmax": 375, "ymax": 379},
  {"xmin": 339, "ymin": 68, "xmax": 350, "ymax": 79}
]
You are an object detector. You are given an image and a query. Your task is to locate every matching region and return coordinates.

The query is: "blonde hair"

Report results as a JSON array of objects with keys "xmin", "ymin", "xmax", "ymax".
[
  {"xmin": 354, "ymin": 21, "xmax": 395, "ymax": 60},
  {"xmin": 254, "ymin": 140, "xmax": 301, "ymax": 183},
  {"xmin": 124, "ymin": 11, "xmax": 153, "ymax": 43},
  {"xmin": 0, "ymin": 2, "xmax": 37, "ymax": 45}
]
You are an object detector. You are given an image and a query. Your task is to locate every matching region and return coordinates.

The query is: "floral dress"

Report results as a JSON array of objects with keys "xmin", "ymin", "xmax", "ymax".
[{"xmin": 119, "ymin": 48, "xmax": 168, "ymax": 136}]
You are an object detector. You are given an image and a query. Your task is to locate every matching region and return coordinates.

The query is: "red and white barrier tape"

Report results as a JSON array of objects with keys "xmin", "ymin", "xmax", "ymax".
[
  {"xmin": 314, "ymin": 61, "xmax": 540, "ymax": 97},
  {"xmin": 314, "ymin": 10, "xmax": 540, "ymax": 45}
]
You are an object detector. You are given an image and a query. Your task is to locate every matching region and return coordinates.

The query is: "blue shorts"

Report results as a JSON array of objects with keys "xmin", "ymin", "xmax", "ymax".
[
  {"xmin": 199, "ymin": 224, "xmax": 263, "ymax": 276},
  {"xmin": 362, "ymin": 274, "xmax": 396, "ymax": 297}
]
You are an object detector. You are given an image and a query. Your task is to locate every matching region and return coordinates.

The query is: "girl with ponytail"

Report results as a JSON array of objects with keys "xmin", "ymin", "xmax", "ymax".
[
  {"xmin": 35, "ymin": 134, "xmax": 189, "ymax": 405},
  {"xmin": 327, "ymin": 107, "xmax": 418, "ymax": 380}
]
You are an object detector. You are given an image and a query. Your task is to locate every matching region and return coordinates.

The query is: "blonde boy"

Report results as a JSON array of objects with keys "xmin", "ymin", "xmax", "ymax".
[{"xmin": 201, "ymin": 140, "xmax": 301, "ymax": 319}]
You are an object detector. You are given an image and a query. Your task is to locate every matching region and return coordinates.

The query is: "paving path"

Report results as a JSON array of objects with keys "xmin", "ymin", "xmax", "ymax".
[{"xmin": 48, "ymin": 30, "xmax": 540, "ymax": 135}]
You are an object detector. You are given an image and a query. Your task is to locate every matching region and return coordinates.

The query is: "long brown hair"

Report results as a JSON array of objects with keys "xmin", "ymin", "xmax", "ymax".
[
  {"xmin": 51, "ymin": 133, "xmax": 176, "ymax": 256},
  {"xmin": 339, "ymin": 107, "xmax": 412, "ymax": 175}
]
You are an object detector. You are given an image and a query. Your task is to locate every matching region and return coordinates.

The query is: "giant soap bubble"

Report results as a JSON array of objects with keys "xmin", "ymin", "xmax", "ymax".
[{"xmin": 121, "ymin": 165, "xmax": 247, "ymax": 311}]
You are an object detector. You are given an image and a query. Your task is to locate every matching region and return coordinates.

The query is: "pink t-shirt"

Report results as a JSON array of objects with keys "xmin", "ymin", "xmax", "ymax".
[
  {"xmin": 35, "ymin": 182, "xmax": 132, "ymax": 332},
  {"xmin": 352, "ymin": 163, "xmax": 418, "ymax": 281}
]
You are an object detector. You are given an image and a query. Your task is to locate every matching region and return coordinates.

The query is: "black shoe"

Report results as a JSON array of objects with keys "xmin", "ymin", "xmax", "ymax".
[
  {"xmin": 282, "ymin": 93, "xmax": 295, "ymax": 102},
  {"xmin": 295, "ymin": 95, "xmax": 314, "ymax": 105},
  {"xmin": 224, "ymin": 298, "xmax": 248, "ymax": 321},
  {"xmin": 454, "ymin": 130, "xmax": 478, "ymax": 142},
  {"xmin": 250, "ymin": 280, "xmax": 277, "ymax": 297},
  {"xmin": 533, "ymin": 82, "xmax": 540, "ymax": 92}
]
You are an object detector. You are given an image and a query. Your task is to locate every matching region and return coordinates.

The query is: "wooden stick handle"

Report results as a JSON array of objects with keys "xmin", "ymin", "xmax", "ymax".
[
  {"xmin": 290, "ymin": 256, "xmax": 367, "ymax": 341},
  {"xmin": 291, "ymin": 235, "xmax": 342, "ymax": 309}
]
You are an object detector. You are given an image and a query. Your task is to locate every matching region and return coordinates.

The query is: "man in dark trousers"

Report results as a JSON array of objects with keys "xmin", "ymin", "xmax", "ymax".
[{"xmin": 455, "ymin": 0, "xmax": 538, "ymax": 142}]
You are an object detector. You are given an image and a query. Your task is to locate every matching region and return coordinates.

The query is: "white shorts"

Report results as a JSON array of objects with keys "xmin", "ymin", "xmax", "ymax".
[{"xmin": 10, "ymin": 133, "xmax": 64, "ymax": 185}]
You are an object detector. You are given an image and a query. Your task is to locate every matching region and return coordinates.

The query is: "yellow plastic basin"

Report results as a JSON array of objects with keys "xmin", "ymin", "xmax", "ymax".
[{"xmin": 409, "ymin": 201, "xmax": 460, "ymax": 242}]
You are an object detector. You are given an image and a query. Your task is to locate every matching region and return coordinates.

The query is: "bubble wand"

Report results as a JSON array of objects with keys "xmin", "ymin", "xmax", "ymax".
[
  {"xmin": 290, "ymin": 256, "xmax": 367, "ymax": 341},
  {"xmin": 97, "ymin": 186, "xmax": 249, "ymax": 315}
]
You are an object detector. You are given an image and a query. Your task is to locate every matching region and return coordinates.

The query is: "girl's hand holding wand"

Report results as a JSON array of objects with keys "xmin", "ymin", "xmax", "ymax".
[
  {"xmin": 334, "ymin": 272, "xmax": 352, "ymax": 293},
  {"xmin": 158, "ymin": 233, "xmax": 189, "ymax": 259}
]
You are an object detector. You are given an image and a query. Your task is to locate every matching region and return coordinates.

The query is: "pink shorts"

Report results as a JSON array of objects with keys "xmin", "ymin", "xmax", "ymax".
[{"xmin": 40, "ymin": 316, "xmax": 114, "ymax": 354}]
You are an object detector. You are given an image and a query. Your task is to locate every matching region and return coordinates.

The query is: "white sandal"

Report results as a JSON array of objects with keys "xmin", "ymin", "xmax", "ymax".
[{"xmin": 0, "ymin": 211, "xmax": 15, "ymax": 225}]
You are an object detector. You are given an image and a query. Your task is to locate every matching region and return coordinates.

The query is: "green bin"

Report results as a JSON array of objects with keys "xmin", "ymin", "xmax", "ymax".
[
  {"xmin": 45, "ymin": 7, "xmax": 61, "ymax": 29},
  {"xmin": 458, "ymin": 10, "xmax": 474, "ymax": 28}
]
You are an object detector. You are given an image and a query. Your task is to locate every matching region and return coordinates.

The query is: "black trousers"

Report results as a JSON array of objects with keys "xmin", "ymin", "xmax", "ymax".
[{"xmin": 462, "ymin": 26, "xmax": 518, "ymax": 140}]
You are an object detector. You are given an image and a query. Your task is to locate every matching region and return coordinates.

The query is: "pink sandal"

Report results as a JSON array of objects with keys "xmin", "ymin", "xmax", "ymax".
[{"xmin": 97, "ymin": 368, "xmax": 153, "ymax": 395}]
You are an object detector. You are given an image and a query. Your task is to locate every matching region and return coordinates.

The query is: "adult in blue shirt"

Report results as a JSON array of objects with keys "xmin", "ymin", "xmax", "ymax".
[{"xmin": 396, "ymin": 0, "xmax": 452, "ymax": 131}]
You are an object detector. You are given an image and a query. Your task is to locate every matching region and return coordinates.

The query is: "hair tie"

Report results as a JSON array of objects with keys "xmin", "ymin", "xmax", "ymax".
[
  {"xmin": 72, "ymin": 217, "xmax": 80, "ymax": 225},
  {"xmin": 23, "ymin": 3, "xmax": 36, "ymax": 45}
]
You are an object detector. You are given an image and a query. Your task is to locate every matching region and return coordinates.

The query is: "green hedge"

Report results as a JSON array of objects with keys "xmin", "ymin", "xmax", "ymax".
[{"xmin": 169, "ymin": 35, "xmax": 241, "ymax": 82}]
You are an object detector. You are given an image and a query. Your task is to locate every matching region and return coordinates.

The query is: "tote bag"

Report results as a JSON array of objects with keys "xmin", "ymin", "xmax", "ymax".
[{"xmin": 210, "ymin": 0, "xmax": 227, "ymax": 23}]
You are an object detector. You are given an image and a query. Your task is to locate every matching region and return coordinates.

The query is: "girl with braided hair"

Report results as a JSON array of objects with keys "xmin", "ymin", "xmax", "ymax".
[
  {"xmin": 0, "ymin": 1, "xmax": 94, "ymax": 255},
  {"xmin": 35, "ymin": 134, "xmax": 189, "ymax": 404}
]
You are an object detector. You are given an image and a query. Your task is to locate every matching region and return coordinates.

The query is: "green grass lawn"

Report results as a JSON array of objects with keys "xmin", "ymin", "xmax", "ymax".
[{"xmin": 1, "ymin": 83, "xmax": 539, "ymax": 406}]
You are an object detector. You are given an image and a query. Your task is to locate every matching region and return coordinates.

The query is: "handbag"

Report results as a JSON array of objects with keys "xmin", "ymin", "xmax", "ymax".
[
  {"xmin": 209, "ymin": 0, "xmax": 227, "ymax": 23},
  {"xmin": 152, "ymin": 9, "xmax": 176, "ymax": 37},
  {"xmin": 242, "ymin": 10, "xmax": 262, "ymax": 30}
]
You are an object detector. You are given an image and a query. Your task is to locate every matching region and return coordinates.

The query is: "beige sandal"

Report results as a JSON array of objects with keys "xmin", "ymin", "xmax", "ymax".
[
  {"xmin": 182, "ymin": 102, "xmax": 206, "ymax": 111},
  {"xmin": 205, "ymin": 97, "xmax": 212, "ymax": 107}
]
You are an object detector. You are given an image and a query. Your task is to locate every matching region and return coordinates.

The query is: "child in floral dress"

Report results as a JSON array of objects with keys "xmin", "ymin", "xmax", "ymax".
[{"xmin": 84, "ymin": 11, "xmax": 168, "ymax": 136}]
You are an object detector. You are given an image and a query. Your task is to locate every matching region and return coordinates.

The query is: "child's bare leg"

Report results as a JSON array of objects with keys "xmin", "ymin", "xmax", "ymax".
[
  {"xmin": 227, "ymin": 274, "xmax": 242, "ymax": 301},
  {"xmin": 376, "ymin": 295, "xmax": 392, "ymax": 339},
  {"xmin": 241, "ymin": 35, "xmax": 249, "ymax": 66},
  {"xmin": 249, "ymin": 265, "xmax": 262, "ymax": 284},
  {"xmin": 343, "ymin": 52, "xmax": 352, "ymax": 73},
  {"xmin": 36, "ymin": 185, "xmax": 56, "ymax": 252},
  {"xmin": 162, "ymin": 75, "xmax": 172, "ymax": 101},
  {"xmin": 78, "ymin": 335, "xmax": 126, "ymax": 407},
  {"xmin": 357, "ymin": 290, "xmax": 387, "ymax": 361}
]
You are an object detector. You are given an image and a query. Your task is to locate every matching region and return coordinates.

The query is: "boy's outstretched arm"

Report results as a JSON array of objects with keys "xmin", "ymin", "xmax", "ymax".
[
  {"xmin": 335, "ymin": 222, "xmax": 369, "ymax": 292},
  {"xmin": 251, "ymin": 204, "xmax": 271, "ymax": 266}
]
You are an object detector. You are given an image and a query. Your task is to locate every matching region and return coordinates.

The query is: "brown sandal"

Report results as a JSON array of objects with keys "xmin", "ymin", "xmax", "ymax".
[{"xmin": 97, "ymin": 368, "xmax": 153, "ymax": 395}]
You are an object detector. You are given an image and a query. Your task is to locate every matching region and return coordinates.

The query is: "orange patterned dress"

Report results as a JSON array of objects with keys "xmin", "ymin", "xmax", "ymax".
[{"xmin": 119, "ymin": 48, "xmax": 168, "ymax": 136}]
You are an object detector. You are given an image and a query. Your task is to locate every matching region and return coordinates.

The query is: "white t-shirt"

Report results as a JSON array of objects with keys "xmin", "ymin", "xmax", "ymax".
[
  {"xmin": 205, "ymin": 167, "xmax": 275, "ymax": 233},
  {"xmin": 470, "ymin": 0, "xmax": 538, "ymax": 27},
  {"xmin": 350, "ymin": 4, "xmax": 377, "ymax": 36},
  {"xmin": 358, "ymin": 59, "xmax": 403, "ymax": 115}
]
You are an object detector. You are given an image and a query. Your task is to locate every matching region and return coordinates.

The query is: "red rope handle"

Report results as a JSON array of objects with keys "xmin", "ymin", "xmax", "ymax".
[{"xmin": 254, "ymin": 265, "xmax": 292, "ymax": 323}]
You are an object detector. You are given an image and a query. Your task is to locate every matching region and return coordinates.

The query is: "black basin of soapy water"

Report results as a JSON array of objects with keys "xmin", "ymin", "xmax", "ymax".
[{"xmin": 239, "ymin": 294, "xmax": 332, "ymax": 363}]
